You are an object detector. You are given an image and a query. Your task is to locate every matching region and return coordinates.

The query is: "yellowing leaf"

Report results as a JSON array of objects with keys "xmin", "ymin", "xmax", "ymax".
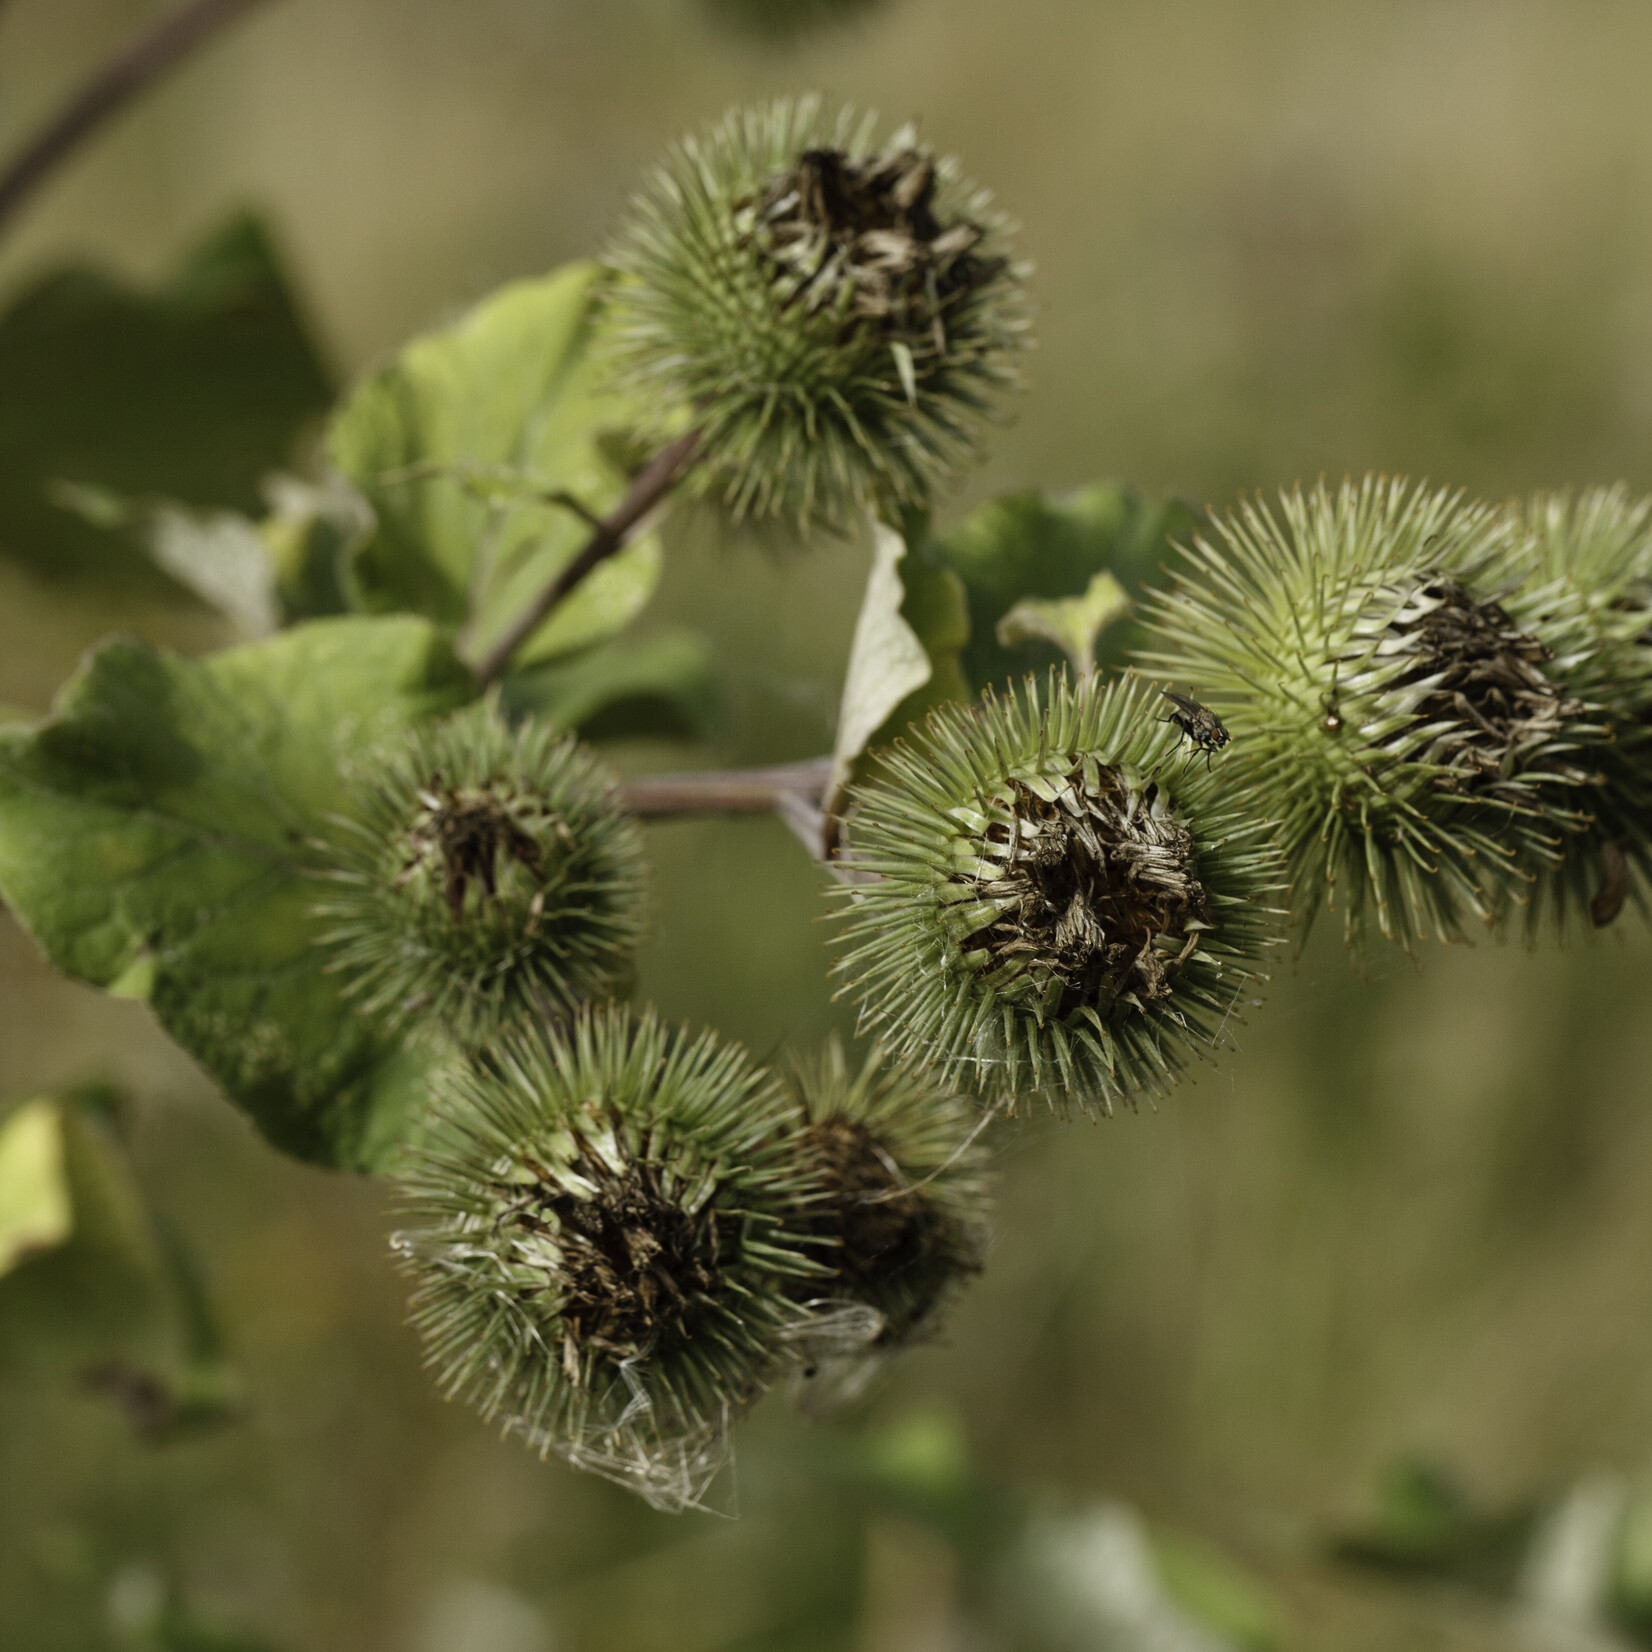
[
  {"xmin": 0, "ymin": 1100, "xmax": 71, "ymax": 1277},
  {"xmin": 825, "ymin": 519, "xmax": 972, "ymax": 824},
  {"xmin": 827, "ymin": 521, "xmax": 934, "ymax": 809}
]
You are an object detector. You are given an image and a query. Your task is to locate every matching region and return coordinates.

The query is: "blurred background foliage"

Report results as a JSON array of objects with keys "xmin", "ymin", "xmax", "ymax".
[{"xmin": 6, "ymin": 0, "xmax": 1652, "ymax": 1647}]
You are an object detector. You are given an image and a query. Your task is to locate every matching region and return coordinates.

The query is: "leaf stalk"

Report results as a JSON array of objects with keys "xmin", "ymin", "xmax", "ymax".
[{"xmin": 472, "ymin": 431, "xmax": 702, "ymax": 686}]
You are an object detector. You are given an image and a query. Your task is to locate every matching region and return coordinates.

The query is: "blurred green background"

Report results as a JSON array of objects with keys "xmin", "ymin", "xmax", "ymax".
[{"xmin": 6, "ymin": 1, "xmax": 1652, "ymax": 1647}]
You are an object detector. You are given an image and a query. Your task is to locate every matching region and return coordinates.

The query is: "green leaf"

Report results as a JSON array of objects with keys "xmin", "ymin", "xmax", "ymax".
[
  {"xmin": 1613, "ymin": 1490, "xmax": 1652, "ymax": 1626},
  {"xmin": 0, "ymin": 1099, "xmax": 72, "ymax": 1276},
  {"xmin": 859, "ymin": 1408, "xmax": 975, "ymax": 1506},
  {"xmin": 929, "ymin": 482, "xmax": 1200, "ymax": 692},
  {"xmin": 1329, "ymin": 1459, "xmax": 1538, "ymax": 1593},
  {"xmin": 826, "ymin": 519, "xmax": 971, "ymax": 811},
  {"xmin": 1150, "ymin": 1525, "xmax": 1283, "ymax": 1651},
  {"xmin": 115, "ymin": 1571, "xmax": 286, "ymax": 1652},
  {"xmin": 53, "ymin": 485, "xmax": 280, "ymax": 638},
  {"xmin": 0, "ymin": 214, "xmax": 333, "ymax": 589},
  {"xmin": 995, "ymin": 569, "xmax": 1131, "ymax": 680},
  {"xmin": 259, "ymin": 472, "xmax": 373, "ymax": 623},
  {"xmin": 330, "ymin": 262, "xmax": 660, "ymax": 674},
  {"xmin": 501, "ymin": 627, "xmax": 718, "ymax": 741},
  {"xmin": 0, "ymin": 617, "xmax": 474, "ymax": 1171}
]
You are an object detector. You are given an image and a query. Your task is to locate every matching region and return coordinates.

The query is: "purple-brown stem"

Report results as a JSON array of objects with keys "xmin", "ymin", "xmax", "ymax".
[
  {"xmin": 621, "ymin": 756, "xmax": 831, "ymax": 817},
  {"xmin": 622, "ymin": 756, "xmax": 839, "ymax": 865},
  {"xmin": 472, "ymin": 431, "xmax": 703, "ymax": 686},
  {"xmin": 0, "ymin": 0, "xmax": 282, "ymax": 237}
]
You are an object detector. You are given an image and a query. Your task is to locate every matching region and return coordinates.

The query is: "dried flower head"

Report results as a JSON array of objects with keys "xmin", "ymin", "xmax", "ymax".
[
  {"xmin": 831, "ymin": 674, "xmax": 1283, "ymax": 1115},
  {"xmin": 1506, "ymin": 485, "xmax": 1652, "ymax": 931},
  {"xmin": 390, "ymin": 1006, "xmax": 820, "ymax": 1511},
  {"xmin": 777, "ymin": 1039, "xmax": 991, "ymax": 1413},
  {"xmin": 1140, "ymin": 477, "xmax": 1606, "ymax": 952},
  {"xmin": 604, "ymin": 95, "xmax": 1029, "ymax": 531},
  {"xmin": 313, "ymin": 699, "xmax": 647, "ymax": 1045}
]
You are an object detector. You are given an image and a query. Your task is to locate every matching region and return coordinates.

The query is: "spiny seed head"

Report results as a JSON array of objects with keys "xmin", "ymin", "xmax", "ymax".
[
  {"xmin": 777, "ymin": 1039, "xmax": 991, "ymax": 1414},
  {"xmin": 390, "ymin": 1005, "xmax": 822, "ymax": 1512},
  {"xmin": 603, "ymin": 95, "xmax": 1030, "ymax": 533},
  {"xmin": 1506, "ymin": 485, "xmax": 1652, "ymax": 933},
  {"xmin": 1139, "ymin": 476, "xmax": 1609, "ymax": 953},
  {"xmin": 312, "ymin": 698, "xmax": 647, "ymax": 1046},
  {"xmin": 831, "ymin": 673, "xmax": 1284, "ymax": 1116}
]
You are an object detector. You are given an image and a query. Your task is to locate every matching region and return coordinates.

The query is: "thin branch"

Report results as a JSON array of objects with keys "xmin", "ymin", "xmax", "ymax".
[
  {"xmin": 0, "ymin": 0, "xmax": 282, "ymax": 237},
  {"xmin": 622, "ymin": 756, "xmax": 836, "ymax": 864},
  {"xmin": 621, "ymin": 756, "xmax": 831, "ymax": 817},
  {"xmin": 472, "ymin": 431, "xmax": 702, "ymax": 686}
]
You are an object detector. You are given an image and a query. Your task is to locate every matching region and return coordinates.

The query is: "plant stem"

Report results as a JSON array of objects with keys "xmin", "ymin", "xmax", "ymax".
[
  {"xmin": 0, "ymin": 0, "xmax": 282, "ymax": 238},
  {"xmin": 622, "ymin": 755, "xmax": 841, "ymax": 864},
  {"xmin": 472, "ymin": 431, "xmax": 702, "ymax": 686},
  {"xmin": 621, "ymin": 757, "xmax": 831, "ymax": 817}
]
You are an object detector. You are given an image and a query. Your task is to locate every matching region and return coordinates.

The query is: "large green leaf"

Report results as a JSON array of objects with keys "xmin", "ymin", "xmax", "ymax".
[
  {"xmin": 929, "ymin": 482, "xmax": 1200, "ymax": 692},
  {"xmin": 0, "ymin": 618, "xmax": 473, "ymax": 1171},
  {"xmin": 0, "ymin": 214, "xmax": 333, "ymax": 588},
  {"xmin": 501, "ymin": 627, "xmax": 718, "ymax": 741},
  {"xmin": 330, "ymin": 262, "xmax": 659, "ymax": 673}
]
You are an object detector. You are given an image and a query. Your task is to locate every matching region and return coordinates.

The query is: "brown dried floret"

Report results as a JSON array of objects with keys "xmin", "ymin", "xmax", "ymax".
[
  {"xmin": 832, "ymin": 674, "xmax": 1279, "ymax": 1111},
  {"xmin": 398, "ymin": 774, "xmax": 565, "ymax": 924},
  {"xmin": 797, "ymin": 1116, "xmax": 974, "ymax": 1347},
  {"xmin": 314, "ymin": 701, "xmax": 647, "ymax": 1046},
  {"xmin": 496, "ymin": 1135, "xmax": 737, "ymax": 1383},
  {"xmin": 391, "ymin": 1008, "xmax": 818, "ymax": 1511},
  {"xmin": 750, "ymin": 142, "xmax": 1003, "ymax": 347},
  {"xmin": 606, "ymin": 98, "xmax": 1028, "ymax": 529},
  {"xmin": 958, "ymin": 766, "xmax": 1210, "ymax": 1019},
  {"xmin": 1382, "ymin": 575, "xmax": 1585, "ymax": 791}
]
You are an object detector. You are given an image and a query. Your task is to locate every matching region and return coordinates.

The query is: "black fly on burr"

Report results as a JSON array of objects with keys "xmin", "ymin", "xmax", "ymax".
[{"xmin": 1160, "ymin": 689, "xmax": 1231, "ymax": 770}]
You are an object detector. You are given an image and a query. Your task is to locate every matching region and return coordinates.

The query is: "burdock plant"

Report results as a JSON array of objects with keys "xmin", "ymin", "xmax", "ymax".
[
  {"xmin": 604, "ymin": 94, "xmax": 1029, "ymax": 530},
  {"xmin": 1141, "ymin": 476, "xmax": 1607, "ymax": 951},
  {"xmin": 25, "ymin": 63, "xmax": 1652, "ymax": 1540},
  {"xmin": 1505, "ymin": 486, "xmax": 1652, "ymax": 931},
  {"xmin": 779, "ymin": 1039, "xmax": 991, "ymax": 1411},
  {"xmin": 390, "ymin": 1006, "xmax": 821, "ymax": 1511},
  {"xmin": 313, "ymin": 699, "xmax": 647, "ymax": 1045},
  {"xmin": 832, "ymin": 674, "xmax": 1283, "ymax": 1115}
]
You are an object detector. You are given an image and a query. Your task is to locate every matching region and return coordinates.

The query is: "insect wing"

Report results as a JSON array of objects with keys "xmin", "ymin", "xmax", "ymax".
[{"xmin": 1161, "ymin": 689, "xmax": 1230, "ymax": 752}]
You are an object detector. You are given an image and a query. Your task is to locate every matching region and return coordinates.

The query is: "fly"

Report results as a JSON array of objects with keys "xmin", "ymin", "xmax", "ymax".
[{"xmin": 1160, "ymin": 689, "xmax": 1231, "ymax": 771}]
